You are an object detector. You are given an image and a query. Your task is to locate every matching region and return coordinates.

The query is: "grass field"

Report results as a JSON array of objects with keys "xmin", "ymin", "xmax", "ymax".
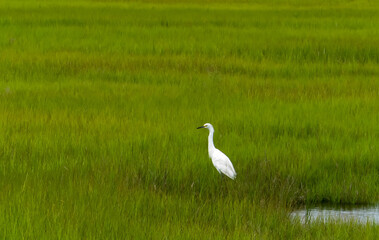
[{"xmin": 1, "ymin": 0, "xmax": 379, "ymax": 238}]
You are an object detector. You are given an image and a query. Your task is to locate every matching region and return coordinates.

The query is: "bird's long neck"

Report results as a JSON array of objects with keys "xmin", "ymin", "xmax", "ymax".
[{"xmin": 208, "ymin": 128, "xmax": 215, "ymax": 155}]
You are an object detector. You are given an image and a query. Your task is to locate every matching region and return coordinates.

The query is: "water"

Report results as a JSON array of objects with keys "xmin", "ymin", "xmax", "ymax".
[{"xmin": 291, "ymin": 204, "xmax": 379, "ymax": 224}]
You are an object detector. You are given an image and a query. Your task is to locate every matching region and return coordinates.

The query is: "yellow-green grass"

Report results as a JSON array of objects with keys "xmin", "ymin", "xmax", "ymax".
[{"xmin": 1, "ymin": 0, "xmax": 379, "ymax": 238}]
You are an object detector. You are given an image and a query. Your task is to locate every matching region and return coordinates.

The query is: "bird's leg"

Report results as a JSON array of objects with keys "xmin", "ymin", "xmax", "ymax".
[
  {"xmin": 219, "ymin": 173, "xmax": 224, "ymax": 184},
  {"xmin": 219, "ymin": 173, "xmax": 225, "ymax": 197}
]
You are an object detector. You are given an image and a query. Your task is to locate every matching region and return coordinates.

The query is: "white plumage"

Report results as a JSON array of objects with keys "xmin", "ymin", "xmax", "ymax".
[{"xmin": 197, "ymin": 123, "xmax": 237, "ymax": 180}]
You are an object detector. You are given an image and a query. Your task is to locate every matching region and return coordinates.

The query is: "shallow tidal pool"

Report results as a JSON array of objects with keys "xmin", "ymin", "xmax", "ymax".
[{"xmin": 291, "ymin": 204, "xmax": 379, "ymax": 224}]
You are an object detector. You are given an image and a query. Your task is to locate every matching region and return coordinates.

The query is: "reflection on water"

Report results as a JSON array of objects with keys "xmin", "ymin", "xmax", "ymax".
[{"xmin": 291, "ymin": 204, "xmax": 379, "ymax": 224}]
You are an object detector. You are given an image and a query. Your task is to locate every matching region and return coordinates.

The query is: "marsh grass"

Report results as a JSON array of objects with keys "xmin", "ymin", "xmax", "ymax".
[{"xmin": 0, "ymin": 0, "xmax": 379, "ymax": 238}]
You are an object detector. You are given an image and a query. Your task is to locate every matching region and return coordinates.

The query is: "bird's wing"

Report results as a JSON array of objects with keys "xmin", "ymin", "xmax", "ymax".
[{"xmin": 212, "ymin": 149, "xmax": 237, "ymax": 179}]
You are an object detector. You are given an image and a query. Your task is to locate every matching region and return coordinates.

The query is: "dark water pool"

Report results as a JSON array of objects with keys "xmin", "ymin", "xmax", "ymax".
[{"xmin": 291, "ymin": 204, "xmax": 379, "ymax": 224}]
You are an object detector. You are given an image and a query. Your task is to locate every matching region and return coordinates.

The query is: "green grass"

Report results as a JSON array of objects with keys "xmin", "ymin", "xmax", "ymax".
[{"xmin": 1, "ymin": 0, "xmax": 379, "ymax": 238}]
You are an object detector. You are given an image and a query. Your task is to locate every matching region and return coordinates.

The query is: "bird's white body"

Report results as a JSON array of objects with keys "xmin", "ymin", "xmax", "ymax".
[{"xmin": 199, "ymin": 123, "xmax": 237, "ymax": 180}]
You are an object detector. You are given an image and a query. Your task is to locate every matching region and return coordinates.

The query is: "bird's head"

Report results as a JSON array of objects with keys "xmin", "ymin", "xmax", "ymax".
[{"xmin": 197, "ymin": 123, "xmax": 213, "ymax": 130}]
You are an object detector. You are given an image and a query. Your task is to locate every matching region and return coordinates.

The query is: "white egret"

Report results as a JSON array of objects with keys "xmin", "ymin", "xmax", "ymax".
[{"xmin": 197, "ymin": 123, "xmax": 237, "ymax": 180}]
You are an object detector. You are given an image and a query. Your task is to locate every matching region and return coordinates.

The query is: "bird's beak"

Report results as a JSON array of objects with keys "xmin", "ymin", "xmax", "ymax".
[{"xmin": 197, "ymin": 126, "xmax": 205, "ymax": 129}]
